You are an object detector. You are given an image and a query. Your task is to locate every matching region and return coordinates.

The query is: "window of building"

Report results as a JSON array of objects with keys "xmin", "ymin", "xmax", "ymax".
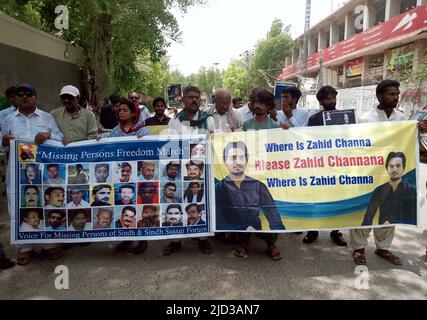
[
  {"xmin": 325, "ymin": 30, "xmax": 330, "ymax": 48},
  {"xmin": 375, "ymin": 0, "xmax": 386, "ymax": 25},
  {"xmin": 401, "ymin": 0, "xmax": 417, "ymax": 13},
  {"xmin": 338, "ymin": 24, "xmax": 345, "ymax": 42}
]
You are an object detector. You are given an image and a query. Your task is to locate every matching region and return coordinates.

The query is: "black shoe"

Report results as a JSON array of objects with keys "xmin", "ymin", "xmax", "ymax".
[
  {"xmin": 303, "ymin": 231, "xmax": 318, "ymax": 244},
  {"xmin": 0, "ymin": 255, "xmax": 15, "ymax": 270},
  {"xmin": 198, "ymin": 240, "xmax": 213, "ymax": 254},
  {"xmin": 330, "ymin": 230, "xmax": 347, "ymax": 246},
  {"xmin": 162, "ymin": 241, "xmax": 182, "ymax": 256}
]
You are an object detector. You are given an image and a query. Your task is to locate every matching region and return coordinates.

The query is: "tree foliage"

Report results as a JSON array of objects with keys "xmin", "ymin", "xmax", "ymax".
[
  {"xmin": 0, "ymin": 0, "xmax": 205, "ymax": 108},
  {"xmin": 222, "ymin": 60, "xmax": 249, "ymax": 99},
  {"xmin": 249, "ymin": 18, "xmax": 293, "ymax": 88}
]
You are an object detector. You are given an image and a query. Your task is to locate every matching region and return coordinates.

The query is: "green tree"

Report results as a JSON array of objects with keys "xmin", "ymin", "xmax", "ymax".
[
  {"xmin": 0, "ymin": 0, "xmax": 205, "ymax": 109},
  {"xmin": 222, "ymin": 60, "xmax": 249, "ymax": 99},
  {"xmin": 249, "ymin": 18, "xmax": 293, "ymax": 88}
]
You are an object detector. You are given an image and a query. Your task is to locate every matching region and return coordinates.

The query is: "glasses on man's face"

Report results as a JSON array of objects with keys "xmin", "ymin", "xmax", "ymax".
[
  {"xmin": 185, "ymin": 95, "xmax": 200, "ymax": 101},
  {"xmin": 130, "ymin": 96, "xmax": 139, "ymax": 100},
  {"xmin": 60, "ymin": 94, "xmax": 75, "ymax": 101},
  {"xmin": 16, "ymin": 92, "xmax": 35, "ymax": 98}
]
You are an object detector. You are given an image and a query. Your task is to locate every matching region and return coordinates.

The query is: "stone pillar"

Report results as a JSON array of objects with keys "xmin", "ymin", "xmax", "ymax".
[{"xmin": 385, "ymin": 0, "xmax": 401, "ymax": 21}]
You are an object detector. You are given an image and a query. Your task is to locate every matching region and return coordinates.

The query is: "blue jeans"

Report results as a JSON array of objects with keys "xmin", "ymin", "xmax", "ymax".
[{"xmin": 0, "ymin": 242, "xmax": 4, "ymax": 256}]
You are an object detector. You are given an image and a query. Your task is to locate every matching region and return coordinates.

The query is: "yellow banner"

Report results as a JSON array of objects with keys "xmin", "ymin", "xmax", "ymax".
[{"xmin": 212, "ymin": 121, "xmax": 418, "ymax": 232}]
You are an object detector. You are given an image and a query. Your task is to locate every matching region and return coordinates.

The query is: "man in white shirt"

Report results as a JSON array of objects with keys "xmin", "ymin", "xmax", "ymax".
[
  {"xmin": 207, "ymin": 89, "xmax": 243, "ymax": 132},
  {"xmin": 277, "ymin": 87, "xmax": 309, "ymax": 128},
  {"xmin": 164, "ymin": 85, "xmax": 213, "ymax": 256},
  {"xmin": 67, "ymin": 186, "xmax": 90, "ymax": 208},
  {"xmin": 167, "ymin": 86, "xmax": 215, "ymax": 135},
  {"xmin": 351, "ymin": 79, "xmax": 426, "ymax": 266},
  {"xmin": 2, "ymin": 84, "xmax": 64, "ymax": 265},
  {"xmin": 238, "ymin": 87, "xmax": 263, "ymax": 123},
  {"xmin": 1, "ymin": 84, "xmax": 64, "ymax": 148}
]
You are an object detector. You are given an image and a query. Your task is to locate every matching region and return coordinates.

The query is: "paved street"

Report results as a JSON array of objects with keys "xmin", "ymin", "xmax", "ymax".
[{"xmin": 1, "ymin": 203, "xmax": 426, "ymax": 300}]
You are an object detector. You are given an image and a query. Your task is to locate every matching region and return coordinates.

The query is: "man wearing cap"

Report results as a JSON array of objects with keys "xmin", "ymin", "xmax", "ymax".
[
  {"xmin": 2, "ymin": 84, "xmax": 63, "ymax": 148},
  {"xmin": 51, "ymin": 85, "xmax": 97, "ymax": 145}
]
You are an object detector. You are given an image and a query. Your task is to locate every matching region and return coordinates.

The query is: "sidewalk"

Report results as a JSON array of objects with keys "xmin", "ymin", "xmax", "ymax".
[{"xmin": 1, "ymin": 205, "xmax": 426, "ymax": 300}]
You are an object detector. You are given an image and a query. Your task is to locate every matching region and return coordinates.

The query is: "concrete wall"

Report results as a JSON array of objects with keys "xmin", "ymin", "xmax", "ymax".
[
  {"xmin": 0, "ymin": 43, "xmax": 82, "ymax": 111},
  {"xmin": 0, "ymin": 11, "xmax": 83, "ymax": 112}
]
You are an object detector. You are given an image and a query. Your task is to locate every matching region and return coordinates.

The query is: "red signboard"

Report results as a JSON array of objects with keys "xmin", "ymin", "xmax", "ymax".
[{"xmin": 280, "ymin": 4, "xmax": 427, "ymax": 80}]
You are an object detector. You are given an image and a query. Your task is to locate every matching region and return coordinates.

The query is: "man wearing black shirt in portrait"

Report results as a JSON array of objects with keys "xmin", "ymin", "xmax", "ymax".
[
  {"xmin": 304, "ymin": 85, "xmax": 347, "ymax": 246},
  {"xmin": 216, "ymin": 141, "xmax": 285, "ymax": 261},
  {"xmin": 362, "ymin": 152, "xmax": 416, "ymax": 226}
]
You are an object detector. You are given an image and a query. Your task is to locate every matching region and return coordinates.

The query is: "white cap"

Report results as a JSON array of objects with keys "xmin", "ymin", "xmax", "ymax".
[{"xmin": 60, "ymin": 85, "xmax": 80, "ymax": 97}]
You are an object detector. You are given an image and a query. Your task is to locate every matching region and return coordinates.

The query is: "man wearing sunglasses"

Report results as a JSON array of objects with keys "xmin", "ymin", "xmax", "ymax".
[
  {"xmin": 128, "ymin": 92, "xmax": 150, "ymax": 121},
  {"xmin": 51, "ymin": 85, "xmax": 97, "ymax": 145},
  {"xmin": 1, "ymin": 84, "xmax": 63, "ymax": 148}
]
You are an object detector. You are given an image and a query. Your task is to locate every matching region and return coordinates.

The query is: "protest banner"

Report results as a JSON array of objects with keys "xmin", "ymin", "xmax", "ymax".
[
  {"xmin": 10, "ymin": 136, "xmax": 213, "ymax": 244},
  {"xmin": 212, "ymin": 121, "xmax": 420, "ymax": 233}
]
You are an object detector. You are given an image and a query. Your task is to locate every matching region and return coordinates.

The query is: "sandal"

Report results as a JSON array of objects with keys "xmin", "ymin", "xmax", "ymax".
[
  {"xmin": 17, "ymin": 250, "xmax": 35, "ymax": 265},
  {"xmin": 161, "ymin": 241, "xmax": 182, "ymax": 256},
  {"xmin": 353, "ymin": 249, "xmax": 367, "ymax": 265},
  {"xmin": 375, "ymin": 249, "xmax": 402, "ymax": 266},
  {"xmin": 42, "ymin": 247, "xmax": 63, "ymax": 260},
  {"xmin": 134, "ymin": 241, "xmax": 148, "ymax": 255},
  {"xmin": 232, "ymin": 245, "xmax": 247, "ymax": 258},
  {"xmin": 266, "ymin": 245, "xmax": 282, "ymax": 261}
]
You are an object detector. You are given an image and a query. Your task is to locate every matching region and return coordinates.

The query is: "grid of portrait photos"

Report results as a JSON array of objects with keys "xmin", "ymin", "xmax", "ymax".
[{"xmin": 18, "ymin": 144, "xmax": 208, "ymax": 234}]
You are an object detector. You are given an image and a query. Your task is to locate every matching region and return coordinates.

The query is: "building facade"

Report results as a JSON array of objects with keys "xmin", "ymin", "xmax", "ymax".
[{"xmin": 279, "ymin": 0, "xmax": 427, "ymax": 115}]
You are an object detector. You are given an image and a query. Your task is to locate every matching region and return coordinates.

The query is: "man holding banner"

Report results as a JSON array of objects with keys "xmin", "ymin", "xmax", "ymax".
[
  {"xmin": 304, "ymin": 86, "xmax": 347, "ymax": 247},
  {"xmin": 351, "ymin": 80, "xmax": 416, "ymax": 266},
  {"xmin": 162, "ymin": 86, "xmax": 213, "ymax": 256}
]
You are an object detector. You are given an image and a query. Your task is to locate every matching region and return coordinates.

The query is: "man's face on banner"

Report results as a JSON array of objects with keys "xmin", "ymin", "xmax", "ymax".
[
  {"xmin": 95, "ymin": 165, "xmax": 109, "ymax": 182},
  {"xmin": 166, "ymin": 165, "xmax": 179, "ymax": 179},
  {"xmin": 142, "ymin": 207, "xmax": 157, "ymax": 220},
  {"xmin": 121, "ymin": 209, "xmax": 136, "ymax": 227},
  {"xmin": 142, "ymin": 162, "xmax": 155, "ymax": 180},
  {"xmin": 24, "ymin": 187, "xmax": 39, "ymax": 207},
  {"xmin": 121, "ymin": 165, "xmax": 132, "ymax": 182},
  {"xmin": 25, "ymin": 166, "xmax": 37, "ymax": 182},
  {"xmin": 164, "ymin": 185, "xmax": 176, "ymax": 199},
  {"xmin": 186, "ymin": 165, "xmax": 203, "ymax": 180},
  {"xmin": 46, "ymin": 189, "xmax": 64, "ymax": 207},
  {"xmin": 97, "ymin": 210, "xmax": 112, "ymax": 228},
  {"xmin": 120, "ymin": 187, "xmax": 134, "ymax": 204},
  {"xmin": 95, "ymin": 187, "xmax": 111, "ymax": 204},
  {"xmin": 225, "ymin": 148, "xmax": 247, "ymax": 177},
  {"xmin": 166, "ymin": 207, "xmax": 182, "ymax": 225},
  {"xmin": 387, "ymin": 157, "xmax": 404, "ymax": 182},
  {"xmin": 187, "ymin": 205, "xmax": 202, "ymax": 225},
  {"xmin": 71, "ymin": 189, "xmax": 83, "ymax": 204},
  {"xmin": 26, "ymin": 210, "xmax": 41, "ymax": 228},
  {"xmin": 72, "ymin": 213, "xmax": 87, "ymax": 231},
  {"xmin": 48, "ymin": 212, "xmax": 63, "ymax": 228},
  {"xmin": 47, "ymin": 166, "xmax": 59, "ymax": 179},
  {"xmin": 140, "ymin": 187, "xmax": 156, "ymax": 203}
]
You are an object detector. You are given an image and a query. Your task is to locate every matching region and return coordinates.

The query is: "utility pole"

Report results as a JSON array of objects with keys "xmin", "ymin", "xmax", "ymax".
[{"xmin": 300, "ymin": 0, "xmax": 312, "ymax": 108}]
